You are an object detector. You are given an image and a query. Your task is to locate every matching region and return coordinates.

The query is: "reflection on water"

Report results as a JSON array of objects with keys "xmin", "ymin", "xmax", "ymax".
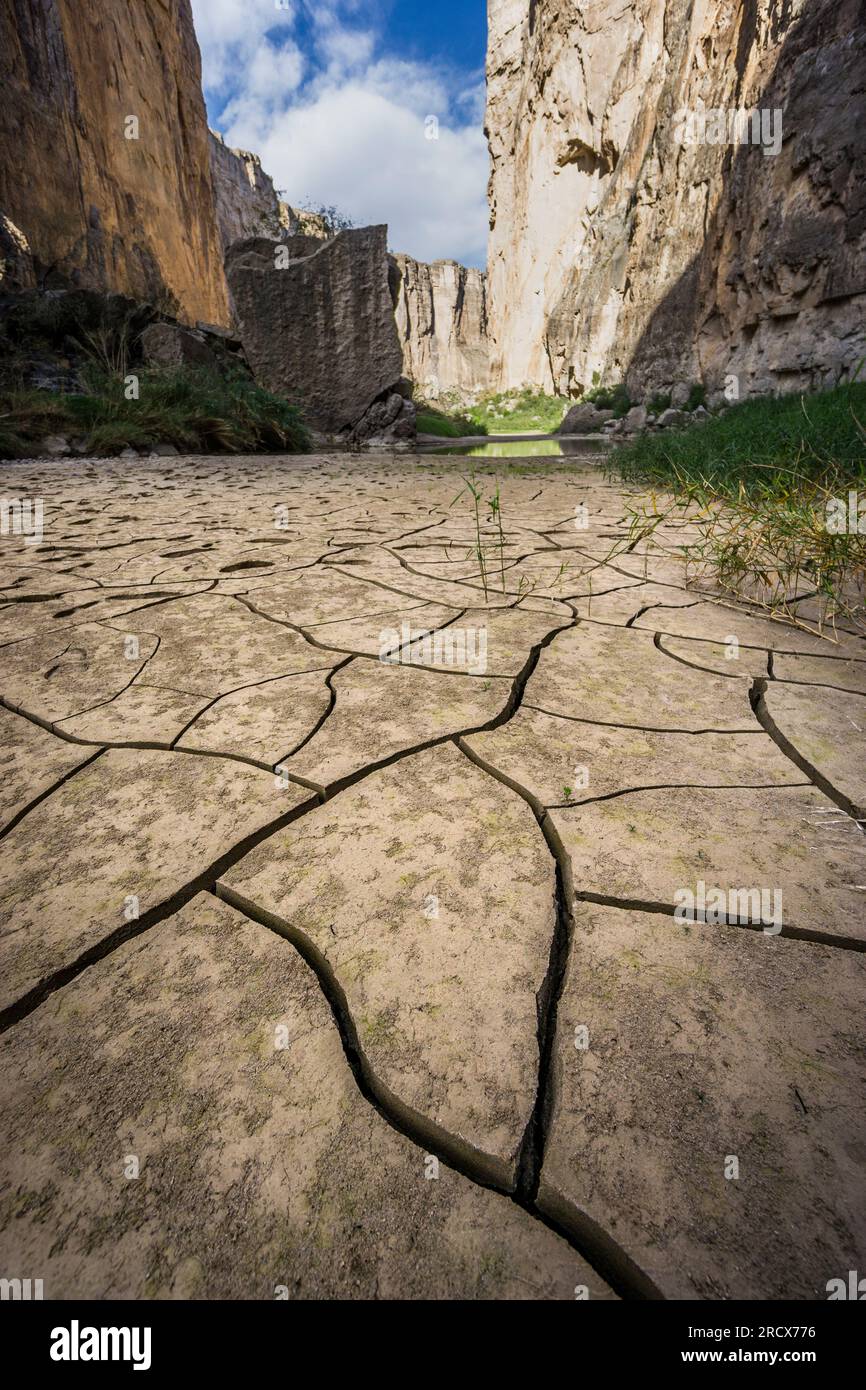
[{"xmin": 426, "ymin": 436, "xmax": 609, "ymax": 458}]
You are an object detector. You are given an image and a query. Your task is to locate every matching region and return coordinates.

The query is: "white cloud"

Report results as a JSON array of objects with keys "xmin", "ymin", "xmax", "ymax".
[
  {"xmin": 191, "ymin": 0, "xmax": 303, "ymax": 99},
  {"xmin": 192, "ymin": 0, "xmax": 488, "ymax": 268}
]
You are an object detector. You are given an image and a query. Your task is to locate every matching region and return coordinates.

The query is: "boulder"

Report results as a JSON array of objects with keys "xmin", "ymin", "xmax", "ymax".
[
  {"xmin": 656, "ymin": 408, "xmax": 686, "ymax": 428},
  {"xmin": 39, "ymin": 434, "xmax": 70, "ymax": 457},
  {"xmin": 140, "ymin": 323, "xmax": 219, "ymax": 372},
  {"xmin": 670, "ymin": 383, "xmax": 692, "ymax": 410},
  {"xmin": 558, "ymin": 402, "xmax": 614, "ymax": 434},
  {"xmin": 621, "ymin": 405, "xmax": 648, "ymax": 434},
  {"xmin": 226, "ymin": 226, "xmax": 406, "ymax": 436},
  {"xmin": 348, "ymin": 389, "xmax": 417, "ymax": 449}
]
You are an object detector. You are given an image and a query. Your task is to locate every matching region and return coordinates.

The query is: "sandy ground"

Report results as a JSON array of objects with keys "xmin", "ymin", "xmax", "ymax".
[{"xmin": 0, "ymin": 451, "xmax": 864, "ymax": 1300}]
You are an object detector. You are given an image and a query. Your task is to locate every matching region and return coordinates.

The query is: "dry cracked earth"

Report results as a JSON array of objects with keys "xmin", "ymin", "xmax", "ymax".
[{"xmin": 0, "ymin": 452, "xmax": 864, "ymax": 1302}]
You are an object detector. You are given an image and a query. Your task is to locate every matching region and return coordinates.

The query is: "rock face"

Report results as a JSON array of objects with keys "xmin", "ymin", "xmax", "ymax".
[
  {"xmin": 208, "ymin": 131, "xmax": 332, "ymax": 252},
  {"xmin": 0, "ymin": 0, "xmax": 230, "ymax": 327},
  {"xmin": 486, "ymin": 0, "xmax": 866, "ymax": 402},
  {"xmin": 140, "ymin": 322, "xmax": 221, "ymax": 373},
  {"xmin": 208, "ymin": 131, "xmax": 292, "ymax": 249},
  {"xmin": 393, "ymin": 254, "xmax": 489, "ymax": 400},
  {"xmin": 226, "ymin": 227, "xmax": 411, "ymax": 440}
]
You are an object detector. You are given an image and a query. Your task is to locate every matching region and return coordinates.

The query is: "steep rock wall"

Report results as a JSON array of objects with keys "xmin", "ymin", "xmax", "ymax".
[
  {"xmin": 208, "ymin": 132, "xmax": 332, "ymax": 252},
  {"xmin": 0, "ymin": 0, "xmax": 230, "ymax": 326},
  {"xmin": 486, "ymin": 0, "xmax": 866, "ymax": 402},
  {"xmin": 208, "ymin": 131, "xmax": 291, "ymax": 249},
  {"xmin": 393, "ymin": 254, "xmax": 489, "ymax": 399}
]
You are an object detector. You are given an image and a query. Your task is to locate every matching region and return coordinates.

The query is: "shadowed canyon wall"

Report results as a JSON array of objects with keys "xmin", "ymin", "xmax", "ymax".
[
  {"xmin": 0, "ymin": 0, "xmax": 231, "ymax": 326},
  {"xmin": 486, "ymin": 0, "xmax": 866, "ymax": 402}
]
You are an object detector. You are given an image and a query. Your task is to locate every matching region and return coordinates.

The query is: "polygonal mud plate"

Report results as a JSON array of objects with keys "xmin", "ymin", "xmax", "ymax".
[{"xmin": 540, "ymin": 901, "xmax": 866, "ymax": 1299}]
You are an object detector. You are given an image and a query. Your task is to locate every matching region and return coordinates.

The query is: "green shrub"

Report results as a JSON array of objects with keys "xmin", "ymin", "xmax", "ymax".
[
  {"xmin": 610, "ymin": 383, "xmax": 866, "ymax": 489},
  {"xmin": 467, "ymin": 387, "xmax": 567, "ymax": 434},
  {"xmin": 684, "ymin": 382, "xmax": 707, "ymax": 412},
  {"xmin": 416, "ymin": 406, "xmax": 481, "ymax": 438},
  {"xmin": 582, "ymin": 382, "xmax": 632, "ymax": 417}
]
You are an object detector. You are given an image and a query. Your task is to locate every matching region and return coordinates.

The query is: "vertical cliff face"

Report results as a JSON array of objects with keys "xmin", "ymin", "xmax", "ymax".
[
  {"xmin": 0, "ymin": 0, "xmax": 230, "ymax": 326},
  {"xmin": 208, "ymin": 132, "xmax": 292, "ymax": 249},
  {"xmin": 486, "ymin": 0, "xmax": 866, "ymax": 401},
  {"xmin": 393, "ymin": 254, "xmax": 489, "ymax": 399},
  {"xmin": 208, "ymin": 132, "xmax": 334, "ymax": 252}
]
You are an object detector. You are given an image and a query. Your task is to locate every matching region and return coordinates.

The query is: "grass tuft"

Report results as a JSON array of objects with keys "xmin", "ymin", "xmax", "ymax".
[
  {"xmin": 416, "ymin": 404, "xmax": 482, "ymax": 438},
  {"xmin": 607, "ymin": 383, "xmax": 866, "ymax": 637}
]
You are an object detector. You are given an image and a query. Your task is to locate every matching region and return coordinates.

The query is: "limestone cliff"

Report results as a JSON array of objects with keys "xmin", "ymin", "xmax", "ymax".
[
  {"xmin": 209, "ymin": 132, "xmax": 291, "ymax": 249},
  {"xmin": 0, "ymin": 0, "xmax": 230, "ymax": 326},
  {"xmin": 486, "ymin": 0, "xmax": 866, "ymax": 402},
  {"xmin": 393, "ymin": 254, "xmax": 489, "ymax": 400},
  {"xmin": 208, "ymin": 132, "xmax": 332, "ymax": 252}
]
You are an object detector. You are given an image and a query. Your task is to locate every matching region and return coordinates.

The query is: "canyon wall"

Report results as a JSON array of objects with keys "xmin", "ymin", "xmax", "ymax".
[
  {"xmin": 208, "ymin": 132, "xmax": 332, "ymax": 252},
  {"xmin": 1, "ymin": 0, "xmax": 488, "ymax": 402},
  {"xmin": 0, "ymin": 0, "xmax": 230, "ymax": 326},
  {"xmin": 486, "ymin": 0, "xmax": 866, "ymax": 402},
  {"xmin": 393, "ymin": 255, "xmax": 489, "ymax": 400},
  {"xmin": 209, "ymin": 132, "xmax": 291, "ymax": 250}
]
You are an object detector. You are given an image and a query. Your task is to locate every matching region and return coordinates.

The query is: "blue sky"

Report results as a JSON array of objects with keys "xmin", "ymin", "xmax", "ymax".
[{"xmin": 191, "ymin": 0, "xmax": 489, "ymax": 267}]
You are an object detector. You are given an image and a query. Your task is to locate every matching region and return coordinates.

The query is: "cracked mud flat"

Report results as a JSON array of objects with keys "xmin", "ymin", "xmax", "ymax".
[{"xmin": 0, "ymin": 453, "xmax": 864, "ymax": 1302}]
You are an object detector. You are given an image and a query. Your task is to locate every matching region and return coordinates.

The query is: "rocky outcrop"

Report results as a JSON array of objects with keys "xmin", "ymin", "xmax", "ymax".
[
  {"xmin": 486, "ymin": 0, "xmax": 866, "ymax": 403},
  {"xmin": 140, "ymin": 321, "xmax": 224, "ymax": 373},
  {"xmin": 226, "ymin": 227, "xmax": 413, "ymax": 442},
  {"xmin": 0, "ymin": 215, "xmax": 34, "ymax": 290},
  {"xmin": 209, "ymin": 131, "xmax": 335, "ymax": 256},
  {"xmin": 208, "ymin": 132, "xmax": 292, "ymax": 249},
  {"xmin": 0, "ymin": 0, "xmax": 230, "ymax": 327},
  {"xmin": 392, "ymin": 254, "xmax": 489, "ymax": 400}
]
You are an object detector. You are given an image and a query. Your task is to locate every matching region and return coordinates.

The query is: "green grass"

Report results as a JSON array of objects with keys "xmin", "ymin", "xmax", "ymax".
[
  {"xmin": 416, "ymin": 405, "xmax": 483, "ymax": 438},
  {"xmin": 418, "ymin": 387, "xmax": 567, "ymax": 438},
  {"xmin": 468, "ymin": 387, "xmax": 567, "ymax": 434},
  {"xmin": 611, "ymin": 385, "xmax": 866, "ymax": 488},
  {"xmin": 607, "ymin": 383, "xmax": 866, "ymax": 635},
  {"xmin": 0, "ymin": 366, "xmax": 310, "ymax": 459}
]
